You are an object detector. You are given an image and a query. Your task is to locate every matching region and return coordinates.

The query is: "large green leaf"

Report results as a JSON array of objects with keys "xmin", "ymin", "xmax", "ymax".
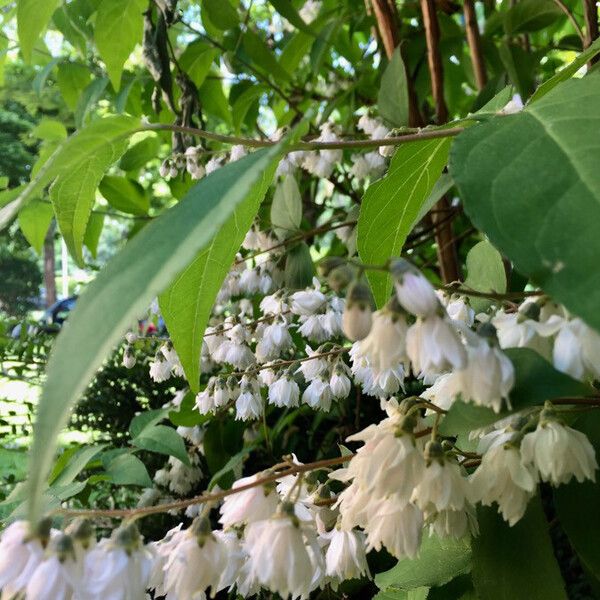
[
  {"xmin": 56, "ymin": 63, "xmax": 92, "ymax": 111},
  {"xmin": 472, "ymin": 497, "xmax": 567, "ymax": 599},
  {"xmin": 26, "ymin": 144, "xmax": 284, "ymax": 523},
  {"xmin": 95, "ymin": 0, "xmax": 146, "ymax": 90},
  {"xmin": 378, "ymin": 46, "xmax": 409, "ymax": 128},
  {"xmin": 358, "ymin": 138, "xmax": 451, "ymax": 307},
  {"xmin": 241, "ymin": 30, "xmax": 292, "ymax": 83},
  {"xmin": 450, "ymin": 77, "xmax": 600, "ymax": 331},
  {"xmin": 554, "ymin": 412, "xmax": 600, "ymax": 580},
  {"xmin": 50, "ymin": 116, "xmax": 138, "ymax": 264},
  {"xmin": 1, "ymin": 114, "xmax": 140, "ymax": 232},
  {"xmin": 375, "ymin": 535, "xmax": 471, "ymax": 592},
  {"xmin": 268, "ymin": 0, "xmax": 315, "ymax": 35},
  {"xmin": 17, "ymin": 0, "xmax": 60, "ymax": 62},
  {"xmin": 179, "ymin": 41, "xmax": 219, "ymax": 89},
  {"xmin": 439, "ymin": 347, "xmax": 592, "ymax": 436}
]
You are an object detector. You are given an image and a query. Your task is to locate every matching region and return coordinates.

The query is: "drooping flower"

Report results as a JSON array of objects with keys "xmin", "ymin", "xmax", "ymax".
[
  {"xmin": 470, "ymin": 443, "xmax": 537, "ymax": 526},
  {"xmin": 163, "ymin": 518, "xmax": 228, "ymax": 598},
  {"xmin": 457, "ymin": 325, "xmax": 515, "ymax": 413},
  {"xmin": 243, "ymin": 510, "xmax": 320, "ymax": 599},
  {"xmin": 521, "ymin": 416, "xmax": 597, "ymax": 486},
  {"xmin": 219, "ymin": 474, "xmax": 279, "ymax": 528},
  {"xmin": 391, "ymin": 259, "xmax": 441, "ymax": 317},
  {"xmin": 406, "ymin": 314, "xmax": 467, "ymax": 378},
  {"xmin": 268, "ymin": 374, "xmax": 301, "ymax": 408},
  {"xmin": 290, "ymin": 278, "xmax": 327, "ymax": 316},
  {"xmin": 553, "ymin": 317, "xmax": 600, "ymax": 381},
  {"xmin": 324, "ymin": 528, "xmax": 370, "ymax": 582},
  {"xmin": 83, "ymin": 524, "xmax": 154, "ymax": 600}
]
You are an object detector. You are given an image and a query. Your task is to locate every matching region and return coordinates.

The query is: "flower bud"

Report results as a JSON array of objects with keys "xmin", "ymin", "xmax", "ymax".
[
  {"xmin": 66, "ymin": 517, "xmax": 94, "ymax": 549},
  {"xmin": 123, "ymin": 346, "xmax": 136, "ymax": 369},
  {"xmin": 342, "ymin": 281, "xmax": 373, "ymax": 341},
  {"xmin": 327, "ymin": 265, "xmax": 353, "ymax": 292}
]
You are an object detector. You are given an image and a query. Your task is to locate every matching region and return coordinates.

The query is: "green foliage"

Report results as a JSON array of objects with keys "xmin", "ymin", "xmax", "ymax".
[
  {"xmin": 378, "ymin": 47, "xmax": 409, "ymax": 128},
  {"xmin": 375, "ymin": 536, "xmax": 472, "ymax": 593},
  {"xmin": 26, "ymin": 146, "xmax": 282, "ymax": 522},
  {"xmin": 463, "ymin": 240, "xmax": 507, "ymax": 311},
  {"xmin": 451, "ymin": 77, "xmax": 600, "ymax": 331},
  {"xmin": 94, "ymin": 0, "xmax": 146, "ymax": 90},
  {"xmin": 472, "ymin": 497, "xmax": 567, "ymax": 599},
  {"xmin": 358, "ymin": 138, "xmax": 451, "ymax": 307}
]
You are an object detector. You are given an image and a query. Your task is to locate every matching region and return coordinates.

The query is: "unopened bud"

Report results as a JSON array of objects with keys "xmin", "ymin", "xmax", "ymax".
[
  {"xmin": 114, "ymin": 523, "xmax": 141, "ymax": 555},
  {"xmin": 327, "ymin": 265, "xmax": 353, "ymax": 292},
  {"xmin": 342, "ymin": 281, "xmax": 373, "ymax": 341},
  {"xmin": 66, "ymin": 518, "xmax": 94, "ymax": 549},
  {"xmin": 317, "ymin": 256, "xmax": 345, "ymax": 277}
]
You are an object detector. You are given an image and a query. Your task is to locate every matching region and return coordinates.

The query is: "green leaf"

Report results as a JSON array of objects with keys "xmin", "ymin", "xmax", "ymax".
[
  {"xmin": 472, "ymin": 497, "xmax": 567, "ymax": 599},
  {"xmin": 503, "ymin": 0, "xmax": 563, "ymax": 34},
  {"xmin": 450, "ymin": 77, "xmax": 600, "ymax": 331},
  {"xmin": 378, "ymin": 46, "xmax": 409, "ymax": 127},
  {"xmin": 129, "ymin": 408, "xmax": 169, "ymax": 438},
  {"xmin": 45, "ymin": 116, "xmax": 139, "ymax": 264},
  {"xmin": 75, "ymin": 77, "xmax": 109, "ymax": 127},
  {"xmin": 95, "ymin": 0, "xmax": 146, "ymax": 90},
  {"xmin": 32, "ymin": 57, "xmax": 61, "ymax": 96},
  {"xmin": 31, "ymin": 119, "xmax": 68, "ymax": 142},
  {"xmin": 17, "ymin": 0, "xmax": 60, "ymax": 62},
  {"xmin": 232, "ymin": 85, "xmax": 267, "ymax": 134},
  {"xmin": 118, "ymin": 135, "xmax": 161, "ymax": 172},
  {"xmin": 203, "ymin": 418, "xmax": 245, "ymax": 487},
  {"xmin": 18, "ymin": 199, "xmax": 53, "ymax": 254},
  {"xmin": 83, "ymin": 212, "xmax": 104, "ymax": 258},
  {"xmin": 26, "ymin": 143, "xmax": 284, "ymax": 523},
  {"xmin": 105, "ymin": 452, "xmax": 152, "ymax": 487},
  {"xmin": 280, "ymin": 31, "xmax": 313, "ymax": 74},
  {"xmin": 269, "ymin": 0, "xmax": 315, "ymax": 35},
  {"xmin": 271, "ymin": 174, "xmax": 302, "ymax": 239},
  {"xmin": 132, "ymin": 424, "xmax": 190, "ymax": 466},
  {"xmin": 159, "ymin": 163, "xmax": 277, "ymax": 391},
  {"xmin": 241, "ymin": 30, "xmax": 291, "ymax": 83},
  {"xmin": 49, "ymin": 444, "xmax": 105, "ymax": 487},
  {"xmin": 310, "ymin": 19, "xmax": 339, "ymax": 75},
  {"xmin": 374, "ymin": 588, "xmax": 430, "ymax": 600},
  {"xmin": 179, "ymin": 41, "xmax": 219, "ymax": 88},
  {"xmin": 530, "ymin": 38, "xmax": 600, "ymax": 102},
  {"xmin": 208, "ymin": 445, "xmax": 254, "ymax": 490},
  {"xmin": 464, "ymin": 240, "xmax": 507, "ymax": 311},
  {"xmin": 202, "ymin": 0, "xmax": 239, "ymax": 30},
  {"xmin": 414, "ymin": 172, "xmax": 454, "ymax": 225},
  {"xmin": 375, "ymin": 535, "xmax": 471, "ymax": 591},
  {"xmin": 358, "ymin": 138, "xmax": 451, "ymax": 307},
  {"xmin": 439, "ymin": 348, "xmax": 592, "ymax": 436},
  {"xmin": 554, "ymin": 411, "xmax": 600, "ymax": 579},
  {"xmin": 284, "ymin": 241, "xmax": 315, "ymax": 289},
  {"xmin": 57, "ymin": 63, "xmax": 92, "ymax": 111},
  {"xmin": 198, "ymin": 77, "xmax": 232, "ymax": 125},
  {"xmin": 99, "ymin": 175, "xmax": 149, "ymax": 215}
]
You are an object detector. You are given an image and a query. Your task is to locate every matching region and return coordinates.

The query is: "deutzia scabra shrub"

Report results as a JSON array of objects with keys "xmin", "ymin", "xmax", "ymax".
[{"xmin": 3, "ymin": 1, "xmax": 600, "ymax": 599}]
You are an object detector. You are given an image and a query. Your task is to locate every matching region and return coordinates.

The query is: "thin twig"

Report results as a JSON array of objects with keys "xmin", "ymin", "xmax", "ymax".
[
  {"xmin": 552, "ymin": 0, "xmax": 586, "ymax": 44},
  {"xmin": 144, "ymin": 123, "xmax": 465, "ymax": 151}
]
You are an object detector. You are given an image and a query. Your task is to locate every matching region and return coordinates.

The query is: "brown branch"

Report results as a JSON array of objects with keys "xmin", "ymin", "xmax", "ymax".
[
  {"xmin": 583, "ymin": 0, "xmax": 599, "ymax": 64},
  {"xmin": 463, "ymin": 0, "xmax": 487, "ymax": 91},
  {"xmin": 420, "ymin": 0, "xmax": 448, "ymax": 123},
  {"xmin": 552, "ymin": 0, "xmax": 585, "ymax": 44},
  {"xmin": 56, "ymin": 454, "xmax": 355, "ymax": 520},
  {"xmin": 370, "ymin": 0, "xmax": 424, "ymax": 126},
  {"xmin": 145, "ymin": 123, "xmax": 464, "ymax": 150}
]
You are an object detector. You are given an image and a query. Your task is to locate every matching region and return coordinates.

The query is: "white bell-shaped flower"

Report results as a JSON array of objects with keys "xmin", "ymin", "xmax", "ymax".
[
  {"xmin": 219, "ymin": 474, "xmax": 279, "ymax": 527},
  {"xmin": 268, "ymin": 374, "xmax": 300, "ymax": 408},
  {"xmin": 324, "ymin": 527, "xmax": 370, "ymax": 582},
  {"xmin": 521, "ymin": 416, "xmax": 597, "ymax": 486},
  {"xmin": 391, "ymin": 259, "xmax": 441, "ymax": 317},
  {"xmin": 470, "ymin": 443, "xmax": 537, "ymax": 526}
]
